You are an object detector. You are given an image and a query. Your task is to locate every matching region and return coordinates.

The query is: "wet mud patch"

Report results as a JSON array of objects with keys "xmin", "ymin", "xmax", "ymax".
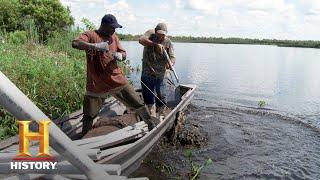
[
  {"xmin": 133, "ymin": 104, "xmax": 320, "ymax": 180},
  {"xmin": 132, "ymin": 106, "xmax": 210, "ymax": 179},
  {"xmin": 162, "ymin": 111, "xmax": 208, "ymax": 147}
]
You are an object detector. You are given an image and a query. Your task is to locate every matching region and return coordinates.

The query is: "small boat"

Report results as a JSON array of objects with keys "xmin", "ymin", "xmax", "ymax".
[{"xmin": 0, "ymin": 83, "xmax": 196, "ymax": 179}]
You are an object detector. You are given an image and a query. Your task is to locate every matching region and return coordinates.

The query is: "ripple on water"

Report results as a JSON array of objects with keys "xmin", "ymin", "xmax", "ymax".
[{"xmin": 133, "ymin": 104, "xmax": 320, "ymax": 180}]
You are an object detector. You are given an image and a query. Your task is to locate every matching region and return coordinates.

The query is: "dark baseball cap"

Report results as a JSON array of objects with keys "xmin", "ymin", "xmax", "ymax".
[{"xmin": 101, "ymin": 14, "xmax": 122, "ymax": 28}]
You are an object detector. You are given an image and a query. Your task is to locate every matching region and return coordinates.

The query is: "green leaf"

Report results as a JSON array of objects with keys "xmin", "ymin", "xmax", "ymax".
[
  {"xmin": 184, "ymin": 149, "xmax": 192, "ymax": 159},
  {"xmin": 205, "ymin": 158, "xmax": 213, "ymax": 166}
]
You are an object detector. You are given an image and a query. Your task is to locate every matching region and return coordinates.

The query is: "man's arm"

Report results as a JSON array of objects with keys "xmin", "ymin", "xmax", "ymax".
[
  {"xmin": 115, "ymin": 35, "xmax": 127, "ymax": 60},
  {"xmin": 71, "ymin": 32, "xmax": 109, "ymax": 52},
  {"xmin": 72, "ymin": 39, "xmax": 95, "ymax": 51},
  {"xmin": 168, "ymin": 40, "xmax": 176, "ymax": 65},
  {"xmin": 139, "ymin": 30, "xmax": 154, "ymax": 47},
  {"xmin": 139, "ymin": 29, "xmax": 163, "ymax": 54}
]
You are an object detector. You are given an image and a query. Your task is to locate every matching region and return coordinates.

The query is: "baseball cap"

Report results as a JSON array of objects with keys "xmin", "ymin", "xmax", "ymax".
[
  {"xmin": 101, "ymin": 14, "xmax": 122, "ymax": 28},
  {"xmin": 155, "ymin": 23, "xmax": 167, "ymax": 35}
]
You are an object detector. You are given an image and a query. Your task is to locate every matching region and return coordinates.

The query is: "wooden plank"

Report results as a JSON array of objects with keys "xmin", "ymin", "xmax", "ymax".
[
  {"xmin": 0, "ymin": 135, "xmax": 19, "ymax": 151},
  {"xmin": 76, "ymin": 121, "xmax": 146, "ymax": 146},
  {"xmin": 3, "ymin": 174, "xmax": 148, "ymax": 180},
  {"xmin": 80, "ymin": 127, "xmax": 148, "ymax": 150},
  {"xmin": 97, "ymin": 144, "xmax": 133, "ymax": 160},
  {"xmin": 40, "ymin": 174, "xmax": 72, "ymax": 180},
  {"xmin": 0, "ymin": 162, "xmax": 121, "ymax": 175},
  {"xmin": 2, "ymin": 174, "xmax": 43, "ymax": 180},
  {"xmin": 0, "ymin": 148, "xmax": 99, "ymax": 162},
  {"xmin": 54, "ymin": 109, "xmax": 83, "ymax": 126}
]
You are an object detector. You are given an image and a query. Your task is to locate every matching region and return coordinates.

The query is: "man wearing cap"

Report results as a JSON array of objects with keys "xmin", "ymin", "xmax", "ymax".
[
  {"xmin": 72, "ymin": 14, "xmax": 157, "ymax": 135},
  {"xmin": 139, "ymin": 23, "xmax": 176, "ymax": 117}
]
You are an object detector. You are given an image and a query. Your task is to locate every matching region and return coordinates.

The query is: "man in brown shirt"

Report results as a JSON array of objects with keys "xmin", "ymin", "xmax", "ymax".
[{"xmin": 72, "ymin": 14, "xmax": 157, "ymax": 135}]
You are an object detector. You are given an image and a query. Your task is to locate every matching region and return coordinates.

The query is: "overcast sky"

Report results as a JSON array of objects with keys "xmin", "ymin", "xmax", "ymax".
[{"xmin": 60, "ymin": 0, "xmax": 320, "ymax": 40}]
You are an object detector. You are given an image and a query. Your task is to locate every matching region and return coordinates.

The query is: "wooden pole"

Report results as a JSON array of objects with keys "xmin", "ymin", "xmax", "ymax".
[{"xmin": 0, "ymin": 71, "xmax": 112, "ymax": 180}]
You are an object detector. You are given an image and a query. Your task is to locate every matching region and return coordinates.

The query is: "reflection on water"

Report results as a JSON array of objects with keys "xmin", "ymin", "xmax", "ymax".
[
  {"xmin": 123, "ymin": 41, "xmax": 320, "ymax": 179},
  {"xmin": 123, "ymin": 41, "xmax": 320, "ymax": 127}
]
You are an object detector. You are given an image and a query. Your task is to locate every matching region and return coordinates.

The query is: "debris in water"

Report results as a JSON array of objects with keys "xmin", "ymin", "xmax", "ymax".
[{"xmin": 164, "ymin": 111, "xmax": 208, "ymax": 147}]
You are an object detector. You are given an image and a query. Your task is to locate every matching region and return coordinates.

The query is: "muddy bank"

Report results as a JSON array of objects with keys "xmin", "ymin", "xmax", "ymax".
[{"xmin": 132, "ymin": 104, "xmax": 320, "ymax": 180}]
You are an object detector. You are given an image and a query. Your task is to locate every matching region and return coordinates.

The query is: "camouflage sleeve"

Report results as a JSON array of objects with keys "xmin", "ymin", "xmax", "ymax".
[
  {"xmin": 167, "ymin": 40, "xmax": 176, "ymax": 65},
  {"xmin": 140, "ymin": 29, "xmax": 154, "ymax": 41}
]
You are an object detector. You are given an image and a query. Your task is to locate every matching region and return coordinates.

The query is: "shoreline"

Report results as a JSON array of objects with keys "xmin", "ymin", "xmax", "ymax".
[{"xmin": 118, "ymin": 35, "xmax": 320, "ymax": 49}]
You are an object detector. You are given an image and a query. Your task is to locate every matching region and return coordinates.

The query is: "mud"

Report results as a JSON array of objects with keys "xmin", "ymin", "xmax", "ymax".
[
  {"xmin": 163, "ymin": 111, "xmax": 208, "ymax": 147},
  {"xmin": 132, "ymin": 104, "xmax": 320, "ymax": 180},
  {"xmin": 82, "ymin": 112, "xmax": 139, "ymax": 139}
]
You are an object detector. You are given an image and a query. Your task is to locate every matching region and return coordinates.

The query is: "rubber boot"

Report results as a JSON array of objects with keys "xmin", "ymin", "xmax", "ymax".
[
  {"xmin": 81, "ymin": 115, "xmax": 93, "ymax": 137},
  {"xmin": 156, "ymin": 106, "xmax": 165, "ymax": 120},
  {"xmin": 136, "ymin": 106, "xmax": 159, "ymax": 131},
  {"xmin": 147, "ymin": 104, "xmax": 156, "ymax": 117}
]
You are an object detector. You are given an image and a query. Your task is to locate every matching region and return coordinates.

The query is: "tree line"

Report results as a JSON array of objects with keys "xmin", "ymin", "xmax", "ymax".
[{"xmin": 118, "ymin": 34, "xmax": 320, "ymax": 49}]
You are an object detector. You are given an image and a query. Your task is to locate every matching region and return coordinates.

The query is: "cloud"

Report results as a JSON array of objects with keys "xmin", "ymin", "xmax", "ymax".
[{"xmin": 61, "ymin": 0, "xmax": 320, "ymax": 40}]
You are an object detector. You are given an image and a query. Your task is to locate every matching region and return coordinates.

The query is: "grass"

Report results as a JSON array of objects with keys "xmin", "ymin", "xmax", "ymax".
[
  {"xmin": 0, "ymin": 29, "xmax": 133, "ymax": 140},
  {"xmin": 258, "ymin": 100, "xmax": 267, "ymax": 108},
  {"xmin": 184, "ymin": 149, "xmax": 213, "ymax": 180},
  {"xmin": 0, "ymin": 37, "xmax": 86, "ymax": 138}
]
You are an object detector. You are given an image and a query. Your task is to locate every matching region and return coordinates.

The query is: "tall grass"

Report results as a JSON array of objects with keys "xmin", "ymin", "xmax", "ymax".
[
  {"xmin": 0, "ymin": 33, "xmax": 87, "ymax": 139},
  {"xmin": 0, "ymin": 25, "xmax": 134, "ymax": 140},
  {"xmin": 0, "ymin": 21, "xmax": 87, "ymax": 139}
]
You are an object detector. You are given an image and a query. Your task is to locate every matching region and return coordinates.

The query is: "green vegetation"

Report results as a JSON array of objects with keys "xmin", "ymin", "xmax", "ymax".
[
  {"xmin": 0, "ymin": 29, "xmax": 86, "ymax": 139},
  {"xmin": 0, "ymin": 0, "xmax": 74, "ymax": 41},
  {"xmin": 258, "ymin": 100, "xmax": 267, "ymax": 108},
  {"xmin": 184, "ymin": 149, "xmax": 213, "ymax": 180},
  {"xmin": 0, "ymin": 0, "xmax": 133, "ymax": 139},
  {"xmin": 118, "ymin": 34, "xmax": 320, "ymax": 49},
  {"xmin": 81, "ymin": 18, "xmax": 97, "ymax": 31}
]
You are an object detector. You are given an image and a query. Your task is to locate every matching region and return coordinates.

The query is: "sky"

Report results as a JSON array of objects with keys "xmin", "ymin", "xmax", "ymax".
[{"xmin": 60, "ymin": 0, "xmax": 320, "ymax": 40}]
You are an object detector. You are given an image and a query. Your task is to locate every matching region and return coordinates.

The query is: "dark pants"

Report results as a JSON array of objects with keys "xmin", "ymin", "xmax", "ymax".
[
  {"xmin": 81, "ymin": 83, "xmax": 146, "ymax": 135},
  {"xmin": 83, "ymin": 83, "xmax": 145, "ymax": 119},
  {"xmin": 141, "ymin": 75, "xmax": 167, "ymax": 108}
]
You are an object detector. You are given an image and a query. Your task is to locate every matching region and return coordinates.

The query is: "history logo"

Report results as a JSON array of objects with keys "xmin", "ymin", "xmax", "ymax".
[{"xmin": 11, "ymin": 120, "xmax": 57, "ymax": 170}]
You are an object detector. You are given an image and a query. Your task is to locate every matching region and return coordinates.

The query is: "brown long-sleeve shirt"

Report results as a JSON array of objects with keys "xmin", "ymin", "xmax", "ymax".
[{"xmin": 76, "ymin": 31, "xmax": 128, "ymax": 93}]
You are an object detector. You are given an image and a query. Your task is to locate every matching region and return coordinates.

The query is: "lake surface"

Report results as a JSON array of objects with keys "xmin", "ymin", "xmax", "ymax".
[{"xmin": 122, "ymin": 41, "xmax": 320, "ymax": 179}]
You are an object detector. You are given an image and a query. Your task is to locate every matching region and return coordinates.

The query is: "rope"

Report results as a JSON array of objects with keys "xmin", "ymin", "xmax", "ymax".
[{"xmin": 140, "ymin": 80, "xmax": 170, "ymax": 109}]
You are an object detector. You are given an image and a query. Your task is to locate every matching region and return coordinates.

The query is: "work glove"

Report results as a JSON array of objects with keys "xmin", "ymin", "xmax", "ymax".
[
  {"xmin": 93, "ymin": 41, "xmax": 109, "ymax": 52},
  {"xmin": 113, "ymin": 52, "xmax": 123, "ymax": 61}
]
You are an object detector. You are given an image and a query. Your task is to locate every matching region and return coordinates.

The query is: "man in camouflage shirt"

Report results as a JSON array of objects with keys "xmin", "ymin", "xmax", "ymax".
[{"xmin": 139, "ymin": 23, "xmax": 175, "ymax": 117}]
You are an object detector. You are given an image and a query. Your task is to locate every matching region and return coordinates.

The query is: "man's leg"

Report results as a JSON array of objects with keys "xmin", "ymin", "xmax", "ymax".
[
  {"xmin": 141, "ymin": 75, "xmax": 156, "ymax": 117},
  {"xmin": 109, "ymin": 83, "xmax": 158, "ymax": 130},
  {"xmin": 155, "ymin": 77, "xmax": 167, "ymax": 116},
  {"xmin": 81, "ymin": 95, "xmax": 104, "ymax": 136}
]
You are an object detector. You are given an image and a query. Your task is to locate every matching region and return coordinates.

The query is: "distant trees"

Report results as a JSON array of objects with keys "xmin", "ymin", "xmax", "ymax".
[
  {"xmin": 0, "ymin": 0, "xmax": 74, "ymax": 41},
  {"xmin": 116, "ymin": 34, "xmax": 320, "ymax": 49},
  {"xmin": 168, "ymin": 36, "xmax": 320, "ymax": 48}
]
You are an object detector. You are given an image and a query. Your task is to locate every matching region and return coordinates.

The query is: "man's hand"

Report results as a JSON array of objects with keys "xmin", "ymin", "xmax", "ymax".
[
  {"xmin": 113, "ymin": 52, "xmax": 123, "ymax": 61},
  {"xmin": 153, "ymin": 43, "xmax": 163, "ymax": 55},
  {"xmin": 166, "ymin": 61, "xmax": 173, "ymax": 69},
  {"xmin": 93, "ymin": 41, "xmax": 109, "ymax": 52}
]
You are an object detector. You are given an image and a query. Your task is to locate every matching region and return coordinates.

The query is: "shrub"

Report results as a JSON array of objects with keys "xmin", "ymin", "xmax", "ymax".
[{"xmin": 8, "ymin": 30, "xmax": 27, "ymax": 44}]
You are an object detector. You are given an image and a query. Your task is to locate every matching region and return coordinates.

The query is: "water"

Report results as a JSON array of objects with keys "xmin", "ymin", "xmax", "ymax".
[{"xmin": 122, "ymin": 41, "xmax": 320, "ymax": 179}]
